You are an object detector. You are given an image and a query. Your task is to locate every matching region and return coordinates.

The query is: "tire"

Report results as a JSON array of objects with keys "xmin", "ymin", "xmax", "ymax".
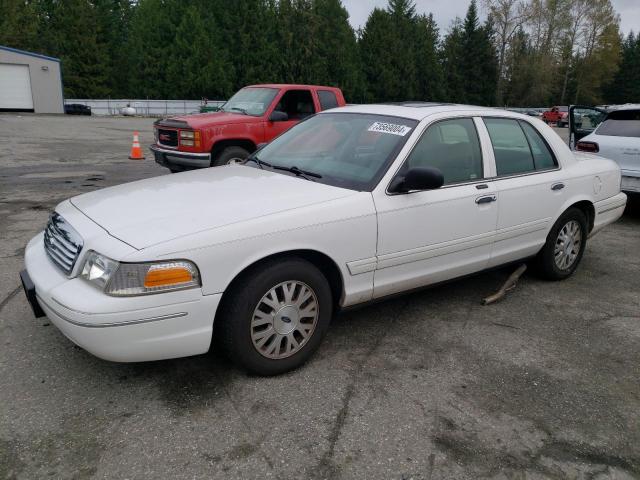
[
  {"xmin": 212, "ymin": 146, "xmax": 250, "ymax": 167},
  {"xmin": 533, "ymin": 207, "xmax": 588, "ymax": 280},
  {"xmin": 169, "ymin": 168, "xmax": 181, "ymax": 173},
  {"xmin": 216, "ymin": 258, "xmax": 333, "ymax": 375}
]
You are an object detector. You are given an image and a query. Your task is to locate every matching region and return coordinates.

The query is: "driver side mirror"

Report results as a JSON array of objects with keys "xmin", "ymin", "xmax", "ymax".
[
  {"xmin": 269, "ymin": 110, "xmax": 289, "ymax": 122},
  {"xmin": 389, "ymin": 167, "xmax": 444, "ymax": 193}
]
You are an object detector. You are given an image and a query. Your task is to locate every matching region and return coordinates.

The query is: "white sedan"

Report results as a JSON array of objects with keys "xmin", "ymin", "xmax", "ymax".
[{"xmin": 22, "ymin": 103, "xmax": 627, "ymax": 375}]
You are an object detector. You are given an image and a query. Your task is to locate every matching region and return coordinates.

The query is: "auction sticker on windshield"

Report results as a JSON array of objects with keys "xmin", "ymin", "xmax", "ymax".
[{"xmin": 368, "ymin": 122, "xmax": 412, "ymax": 136}]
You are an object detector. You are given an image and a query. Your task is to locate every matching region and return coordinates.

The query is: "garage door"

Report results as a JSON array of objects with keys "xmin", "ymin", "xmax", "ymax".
[{"xmin": 0, "ymin": 64, "xmax": 34, "ymax": 110}]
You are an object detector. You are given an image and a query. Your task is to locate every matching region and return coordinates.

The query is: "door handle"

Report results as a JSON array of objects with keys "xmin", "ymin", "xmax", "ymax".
[
  {"xmin": 551, "ymin": 183, "xmax": 565, "ymax": 191},
  {"xmin": 476, "ymin": 195, "xmax": 497, "ymax": 204}
]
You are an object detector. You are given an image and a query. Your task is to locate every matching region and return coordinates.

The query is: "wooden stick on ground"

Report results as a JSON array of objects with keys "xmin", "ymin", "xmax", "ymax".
[{"xmin": 482, "ymin": 264, "xmax": 527, "ymax": 305}]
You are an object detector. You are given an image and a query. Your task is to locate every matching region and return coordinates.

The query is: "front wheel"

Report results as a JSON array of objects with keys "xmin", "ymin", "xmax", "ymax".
[
  {"xmin": 212, "ymin": 146, "xmax": 250, "ymax": 167},
  {"xmin": 533, "ymin": 208, "xmax": 588, "ymax": 280},
  {"xmin": 216, "ymin": 258, "xmax": 333, "ymax": 375}
]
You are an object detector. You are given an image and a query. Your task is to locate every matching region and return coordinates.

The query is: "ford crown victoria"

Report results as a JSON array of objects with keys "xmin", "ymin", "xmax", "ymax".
[{"xmin": 21, "ymin": 103, "xmax": 627, "ymax": 375}]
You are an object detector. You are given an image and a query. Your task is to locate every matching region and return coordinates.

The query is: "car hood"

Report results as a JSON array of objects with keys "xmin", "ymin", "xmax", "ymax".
[
  {"xmin": 70, "ymin": 166, "xmax": 356, "ymax": 250},
  {"xmin": 163, "ymin": 111, "xmax": 262, "ymax": 129}
]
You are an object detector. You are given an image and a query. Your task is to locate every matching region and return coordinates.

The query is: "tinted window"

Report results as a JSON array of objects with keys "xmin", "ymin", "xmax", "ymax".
[
  {"xmin": 274, "ymin": 90, "xmax": 316, "ymax": 120},
  {"xmin": 318, "ymin": 90, "xmax": 339, "ymax": 110},
  {"xmin": 484, "ymin": 118, "xmax": 535, "ymax": 176},
  {"xmin": 406, "ymin": 118, "xmax": 483, "ymax": 184},
  {"xmin": 519, "ymin": 121, "xmax": 557, "ymax": 170},
  {"xmin": 596, "ymin": 110, "xmax": 640, "ymax": 137},
  {"xmin": 253, "ymin": 113, "xmax": 417, "ymax": 191}
]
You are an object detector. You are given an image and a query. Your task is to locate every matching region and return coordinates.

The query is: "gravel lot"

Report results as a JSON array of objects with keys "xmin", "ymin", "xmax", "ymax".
[{"xmin": 1, "ymin": 114, "xmax": 639, "ymax": 480}]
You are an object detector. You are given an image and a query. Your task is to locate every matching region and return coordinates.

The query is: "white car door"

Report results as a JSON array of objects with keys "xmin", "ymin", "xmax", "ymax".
[
  {"xmin": 372, "ymin": 117, "xmax": 499, "ymax": 299},
  {"xmin": 482, "ymin": 117, "xmax": 567, "ymax": 267}
]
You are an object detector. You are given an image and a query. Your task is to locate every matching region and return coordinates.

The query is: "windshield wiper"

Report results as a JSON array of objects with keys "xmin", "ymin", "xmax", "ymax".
[
  {"xmin": 229, "ymin": 107, "xmax": 248, "ymax": 115},
  {"xmin": 271, "ymin": 165, "xmax": 322, "ymax": 180},
  {"xmin": 245, "ymin": 155, "xmax": 272, "ymax": 169}
]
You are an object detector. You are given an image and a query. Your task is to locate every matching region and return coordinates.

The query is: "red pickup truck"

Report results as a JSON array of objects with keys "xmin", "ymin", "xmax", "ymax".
[
  {"xmin": 150, "ymin": 84, "xmax": 346, "ymax": 172},
  {"xmin": 542, "ymin": 106, "xmax": 569, "ymax": 127}
]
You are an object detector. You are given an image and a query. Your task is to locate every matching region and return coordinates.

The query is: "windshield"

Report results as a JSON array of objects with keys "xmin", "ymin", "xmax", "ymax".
[
  {"xmin": 249, "ymin": 113, "xmax": 418, "ymax": 191},
  {"xmin": 596, "ymin": 110, "xmax": 640, "ymax": 138},
  {"xmin": 221, "ymin": 87, "xmax": 278, "ymax": 116}
]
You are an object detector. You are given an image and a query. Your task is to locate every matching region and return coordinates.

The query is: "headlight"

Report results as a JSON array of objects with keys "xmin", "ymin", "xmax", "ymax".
[
  {"xmin": 80, "ymin": 251, "xmax": 200, "ymax": 296},
  {"xmin": 180, "ymin": 130, "xmax": 194, "ymax": 139},
  {"xmin": 180, "ymin": 139, "xmax": 194, "ymax": 146}
]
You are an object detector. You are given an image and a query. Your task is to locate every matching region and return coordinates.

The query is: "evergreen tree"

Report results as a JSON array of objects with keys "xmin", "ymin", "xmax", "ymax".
[
  {"xmin": 0, "ymin": 0, "xmax": 38, "ymax": 50},
  {"xmin": 604, "ymin": 32, "xmax": 640, "ymax": 103},
  {"xmin": 415, "ymin": 13, "xmax": 444, "ymax": 101},
  {"xmin": 460, "ymin": 1, "xmax": 498, "ymax": 105},
  {"xmin": 441, "ymin": 20, "xmax": 466, "ymax": 102}
]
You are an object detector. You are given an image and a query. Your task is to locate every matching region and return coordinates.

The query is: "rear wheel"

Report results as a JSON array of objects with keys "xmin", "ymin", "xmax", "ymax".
[
  {"xmin": 533, "ymin": 208, "xmax": 588, "ymax": 280},
  {"xmin": 217, "ymin": 258, "xmax": 333, "ymax": 375},
  {"xmin": 212, "ymin": 146, "xmax": 250, "ymax": 167}
]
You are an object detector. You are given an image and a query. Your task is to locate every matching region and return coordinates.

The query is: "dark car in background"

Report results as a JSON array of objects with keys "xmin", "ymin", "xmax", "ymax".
[{"xmin": 64, "ymin": 103, "xmax": 91, "ymax": 115}]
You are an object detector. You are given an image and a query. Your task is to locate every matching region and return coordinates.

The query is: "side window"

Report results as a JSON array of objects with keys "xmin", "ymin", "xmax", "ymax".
[
  {"xmin": 318, "ymin": 90, "xmax": 339, "ymax": 110},
  {"xmin": 405, "ymin": 118, "xmax": 483, "ymax": 185},
  {"xmin": 519, "ymin": 121, "xmax": 557, "ymax": 170},
  {"xmin": 274, "ymin": 90, "xmax": 316, "ymax": 120},
  {"xmin": 483, "ymin": 118, "xmax": 535, "ymax": 176}
]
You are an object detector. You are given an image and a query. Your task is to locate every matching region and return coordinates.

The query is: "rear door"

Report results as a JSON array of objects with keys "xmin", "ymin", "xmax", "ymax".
[
  {"xmin": 482, "ymin": 117, "xmax": 566, "ymax": 267},
  {"xmin": 569, "ymin": 105, "xmax": 607, "ymax": 149}
]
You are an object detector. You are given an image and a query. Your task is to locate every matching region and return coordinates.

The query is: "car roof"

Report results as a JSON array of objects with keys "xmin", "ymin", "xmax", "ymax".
[
  {"xmin": 608, "ymin": 103, "xmax": 640, "ymax": 112},
  {"xmin": 323, "ymin": 103, "xmax": 528, "ymax": 121},
  {"xmin": 244, "ymin": 84, "xmax": 341, "ymax": 90}
]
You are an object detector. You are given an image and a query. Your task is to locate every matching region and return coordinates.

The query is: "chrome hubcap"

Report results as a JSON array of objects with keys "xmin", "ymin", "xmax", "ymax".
[
  {"xmin": 251, "ymin": 281, "xmax": 319, "ymax": 359},
  {"xmin": 227, "ymin": 157, "xmax": 245, "ymax": 165},
  {"xmin": 554, "ymin": 220, "xmax": 582, "ymax": 270}
]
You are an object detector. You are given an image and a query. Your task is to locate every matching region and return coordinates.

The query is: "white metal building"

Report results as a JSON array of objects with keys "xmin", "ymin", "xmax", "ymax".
[{"xmin": 0, "ymin": 45, "xmax": 64, "ymax": 113}]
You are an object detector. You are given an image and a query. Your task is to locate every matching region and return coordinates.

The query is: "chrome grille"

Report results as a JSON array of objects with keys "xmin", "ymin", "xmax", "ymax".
[
  {"xmin": 43, "ymin": 213, "xmax": 83, "ymax": 274},
  {"xmin": 157, "ymin": 128, "xmax": 178, "ymax": 147}
]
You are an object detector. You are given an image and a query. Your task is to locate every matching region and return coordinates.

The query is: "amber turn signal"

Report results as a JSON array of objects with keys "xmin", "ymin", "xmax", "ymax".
[{"xmin": 144, "ymin": 266, "xmax": 194, "ymax": 288}]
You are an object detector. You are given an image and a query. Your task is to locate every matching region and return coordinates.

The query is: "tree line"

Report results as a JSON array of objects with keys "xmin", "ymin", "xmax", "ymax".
[{"xmin": 1, "ymin": 0, "xmax": 638, "ymax": 106}]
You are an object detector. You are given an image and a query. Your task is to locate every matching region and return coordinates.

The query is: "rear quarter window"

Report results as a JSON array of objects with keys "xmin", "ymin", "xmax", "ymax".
[{"xmin": 318, "ymin": 90, "xmax": 339, "ymax": 110}]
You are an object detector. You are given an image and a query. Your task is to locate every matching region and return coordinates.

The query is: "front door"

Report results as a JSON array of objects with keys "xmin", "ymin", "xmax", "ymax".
[
  {"xmin": 266, "ymin": 89, "xmax": 317, "ymax": 141},
  {"xmin": 569, "ymin": 105, "xmax": 607, "ymax": 149},
  {"xmin": 372, "ymin": 117, "xmax": 498, "ymax": 299}
]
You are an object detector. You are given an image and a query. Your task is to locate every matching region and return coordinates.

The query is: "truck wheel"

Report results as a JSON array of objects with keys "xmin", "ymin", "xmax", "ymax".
[
  {"xmin": 212, "ymin": 146, "xmax": 250, "ymax": 167},
  {"xmin": 216, "ymin": 257, "xmax": 333, "ymax": 376}
]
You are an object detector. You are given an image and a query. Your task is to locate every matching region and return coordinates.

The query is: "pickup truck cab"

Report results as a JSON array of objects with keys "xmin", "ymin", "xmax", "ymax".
[
  {"xmin": 542, "ymin": 106, "xmax": 569, "ymax": 127},
  {"xmin": 150, "ymin": 84, "xmax": 346, "ymax": 172}
]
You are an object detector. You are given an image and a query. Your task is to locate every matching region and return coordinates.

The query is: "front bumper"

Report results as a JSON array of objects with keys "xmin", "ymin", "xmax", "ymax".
[
  {"xmin": 23, "ymin": 233, "xmax": 222, "ymax": 362},
  {"xmin": 150, "ymin": 144, "xmax": 211, "ymax": 170}
]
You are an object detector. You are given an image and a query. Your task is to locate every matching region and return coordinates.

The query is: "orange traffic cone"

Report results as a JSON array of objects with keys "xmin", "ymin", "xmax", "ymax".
[{"xmin": 129, "ymin": 131, "xmax": 145, "ymax": 160}]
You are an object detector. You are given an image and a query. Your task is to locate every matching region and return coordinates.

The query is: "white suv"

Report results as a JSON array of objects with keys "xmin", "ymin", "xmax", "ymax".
[{"xmin": 571, "ymin": 104, "xmax": 640, "ymax": 193}]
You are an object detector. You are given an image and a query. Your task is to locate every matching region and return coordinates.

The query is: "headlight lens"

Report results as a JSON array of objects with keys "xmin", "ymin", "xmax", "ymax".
[
  {"xmin": 180, "ymin": 130, "xmax": 194, "ymax": 139},
  {"xmin": 81, "ymin": 251, "xmax": 118, "ymax": 290},
  {"xmin": 80, "ymin": 251, "xmax": 200, "ymax": 296},
  {"xmin": 180, "ymin": 139, "xmax": 194, "ymax": 146}
]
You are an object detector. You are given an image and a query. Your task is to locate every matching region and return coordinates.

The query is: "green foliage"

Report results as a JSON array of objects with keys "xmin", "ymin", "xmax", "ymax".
[
  {"xmin": 0, "ymin": 0, "xmax": 627, "ymax": 105},
  {"xmin": 603, "ymin": 32, "xmax": 640, "ymax": 103}
]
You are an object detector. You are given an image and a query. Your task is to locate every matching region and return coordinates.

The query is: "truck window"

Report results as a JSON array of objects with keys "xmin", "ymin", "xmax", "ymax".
[
  {"xmin": 274, "ymin": 90, "xmax": 316, "ymax": 120},
  {"xmin": 318, "ymin": 90, "xmax": 339, "ymax": 110}
]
